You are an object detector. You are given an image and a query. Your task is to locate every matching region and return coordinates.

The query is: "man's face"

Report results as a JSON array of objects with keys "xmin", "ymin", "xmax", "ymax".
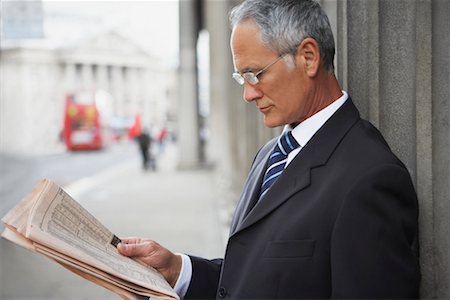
[{"xmin": 231, "ymin": 20, "xmax": 312, "ymax": 128}]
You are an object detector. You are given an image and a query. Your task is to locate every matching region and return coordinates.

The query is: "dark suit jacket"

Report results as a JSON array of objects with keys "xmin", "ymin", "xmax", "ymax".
[{"xmin": 186, "ymin": 98, "xmax": 420, "ymax": 299}]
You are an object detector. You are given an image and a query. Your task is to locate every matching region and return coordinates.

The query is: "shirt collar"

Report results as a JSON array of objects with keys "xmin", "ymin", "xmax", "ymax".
[{"xmin": 284, "ymin": 91, "xmax": 349, "ymax": 147}]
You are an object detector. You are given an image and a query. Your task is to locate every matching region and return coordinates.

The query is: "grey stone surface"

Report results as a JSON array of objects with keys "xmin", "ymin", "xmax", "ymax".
[
  {"xmin": 415, "ymin": 0, "xmax": 435, "ymax": 297},
  {"xmin": 432, "ymin": 0, "xmax": 450, "ymax": 297},
  {"xmin": 379, "ymin": 0, "xmax": 417, "ymax": 177},
  {"xmin": 178, "ymin": 0, "xmax": 201, "ymax": 169}
]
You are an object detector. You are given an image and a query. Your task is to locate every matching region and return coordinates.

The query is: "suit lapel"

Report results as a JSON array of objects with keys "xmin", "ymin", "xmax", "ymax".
[
  {"xmin": 230, "ymin": 98, "xmax": 361, "ymax": 237},
  {"xmin": 229, "ymin": 139, "xmax": 275, "ymax": 235}
]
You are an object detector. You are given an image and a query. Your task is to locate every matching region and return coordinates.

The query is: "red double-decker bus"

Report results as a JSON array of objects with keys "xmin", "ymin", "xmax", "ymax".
[{"xmin": 62, "ymin": 91, "xmax": 103, "ymax": 151}]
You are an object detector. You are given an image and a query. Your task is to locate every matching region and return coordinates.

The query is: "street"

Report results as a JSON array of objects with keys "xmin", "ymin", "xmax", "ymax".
[{"xmin": 0, "ymin": 141, "xmax": 227, "ymax": 299}]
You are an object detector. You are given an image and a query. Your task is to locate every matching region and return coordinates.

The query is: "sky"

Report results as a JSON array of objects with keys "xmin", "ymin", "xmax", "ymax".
[{"xmin": 42, "ymin": 0, "xmax": 180, "ymax": 64}]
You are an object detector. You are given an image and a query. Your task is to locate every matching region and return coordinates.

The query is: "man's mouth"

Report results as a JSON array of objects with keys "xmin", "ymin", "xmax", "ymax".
[{"xmin": 258, "ymin": 105, "xmax": 272, "ymax": 113}]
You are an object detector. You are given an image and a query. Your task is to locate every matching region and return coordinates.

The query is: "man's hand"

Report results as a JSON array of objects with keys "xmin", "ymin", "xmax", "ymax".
[{"xmin": 117, "ymin": 238, "xmax": 182, "ymax": 287}]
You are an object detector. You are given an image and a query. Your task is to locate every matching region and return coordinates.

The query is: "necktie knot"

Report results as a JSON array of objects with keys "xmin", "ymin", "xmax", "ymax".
[{"xmin": 259, "ymin": 131, "xmax": 299, "ymax": 199}]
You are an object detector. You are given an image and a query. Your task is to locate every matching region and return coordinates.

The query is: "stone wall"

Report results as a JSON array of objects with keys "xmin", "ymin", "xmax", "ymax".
[{"xmin": 333, "ymin": 0, "xmax": 450, "ymax": 297}]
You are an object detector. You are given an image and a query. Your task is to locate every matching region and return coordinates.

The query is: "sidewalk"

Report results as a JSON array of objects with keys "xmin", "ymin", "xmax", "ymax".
[{"xmin": 66, "ymin": 142, "xmax": 228, "ymax": 259}]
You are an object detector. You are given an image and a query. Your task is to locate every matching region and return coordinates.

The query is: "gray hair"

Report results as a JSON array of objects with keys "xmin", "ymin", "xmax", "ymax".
[{"xmin": 230, "ymin": 0, "xmax": 335, "ymax": 72}]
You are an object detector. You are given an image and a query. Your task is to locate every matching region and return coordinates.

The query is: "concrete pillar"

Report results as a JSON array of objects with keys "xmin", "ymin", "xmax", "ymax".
[
  {"xmin": 335, "ymin": 0, "xmax": 450, "ymax": 297},
  {"xmin": 379, "ymin": 0, "xmax": 417, "ymax": 177},
  {"xmin": 178, "ymin": 0, "xmax": 201, "ymax": 169},
  {"xmin": 320, "ymin": 0, "xmax": 338, "ymax": 73},
  {"xmin": 431, "ymin": 0, "xmax": 450, "ymax": 296},
  {"xmin": 339, "ymin": 0, "xmax": 417, "ymax": 175},
  {"xmin": 21, "ymin": 63, "xmax": 33, "ymax": 152},
  {"xmin": 121, "ymin": 67, "xmax": 131, "ymax": 116},
  {"xmin": 142, "ymin": 69, "xmax": 153, "ymax": 127},
  {"xmin": 111, "ymin": 66, "xmax": 123, "ymax": 116},
  {"xmin": 96, "ymin": 65, "xmax": 109, "ymax": 92},
  {"xmin": 81, "ymin": 63, "xmax": 93, "ymax": 91},
  {"xmin": 336, "ymin": 0, "xmax": 348, "ymax": 90},
  {"xmin": 414, "ymin": 0, "xmax": 434, "ymax": 297},
  {"xmin": 64, "ymin": 63, "xmax": 76, "ymax": 94},
  {"xmin": 345, "ymin": 0, "xmax": 380, "ymax": 126},
  {"xmin": 0, "ymin": 59, "xmax": 8, "ymax": 153},
  {"xmin": 204, "ymin": 0, "xmax": 231, "ymax": 173}
]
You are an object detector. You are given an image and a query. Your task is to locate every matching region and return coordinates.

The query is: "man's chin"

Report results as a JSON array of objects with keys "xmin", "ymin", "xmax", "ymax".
[{"xmin": 263, "ymin": 117, "xmax": 283, "ymax": 128}]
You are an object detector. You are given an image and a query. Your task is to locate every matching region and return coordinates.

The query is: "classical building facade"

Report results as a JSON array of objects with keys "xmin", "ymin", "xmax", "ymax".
[
  {"xmin": 0, "ymin": 29, "xmax": 175, "ymax": 155},
  {"xmin": 178, "ymin": 0, "xmax": 450, "ymax": 298}
]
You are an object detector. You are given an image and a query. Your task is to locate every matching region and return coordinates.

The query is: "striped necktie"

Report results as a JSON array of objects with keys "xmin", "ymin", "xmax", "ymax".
[{"xmin": 259, "ymin": 131, "xmax": 300, "ymax": 199}]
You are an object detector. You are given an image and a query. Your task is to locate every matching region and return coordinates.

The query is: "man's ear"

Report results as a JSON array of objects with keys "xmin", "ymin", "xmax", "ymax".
[{"xmin": 296, "ymin": 37, "xmax": 320, "ymax": 77}]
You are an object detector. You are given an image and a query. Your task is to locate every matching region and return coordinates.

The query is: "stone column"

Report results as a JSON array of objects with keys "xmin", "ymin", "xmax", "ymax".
[
  {"xmin": 415, "ymin": 0, "xmax": 434, "ymax": 297},
  {"xmin": 379, "ymin": 0, "xmax": 417, "ymax": 177},
  {"xmin": 96, "ymin": 65, "xmax": 109, "ymax": 92},
  {"xmin": 64, "ymin": 63, "xmax": 76, "ymax": 94},
  {"xmin": 111, "ymin": 66, "xmax": 123, "ymax": 116},
  {"xmin": 320, "ymin": 0, "xmax": 338, "ymax": 71},
  {"xmin": 178, "ymin": 0, "xmax": 201, "ymax": 169},
  {"xmin": 431, "ymin": 0, "xmax": 450, "ymax": 296},
  {"xmin": 141, "ymin": 69, "xmax": 154, "ymax": 127},
  {"xmin": 121, "ymin": 66, "xmax": 131, "ymax": 116},
  {"xmin": 204, "ymin": 0, "xmax": 231, "ymax": 172},
  {"xmin": 346, "ymin": 0, "xmax": 380, "ymax": 125},
  {"xmin": 335, "ymin": 0, "xmax": 450, "ymax": 297},
  {"xmin": 81, "ymin": 64, "xmax": 93, "ymax": 91}
]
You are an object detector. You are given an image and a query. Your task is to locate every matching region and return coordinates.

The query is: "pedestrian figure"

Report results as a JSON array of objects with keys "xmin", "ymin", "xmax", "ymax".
[{"xmin": 136, "ymin": 130, "xmax": 155, "ymax": 170}]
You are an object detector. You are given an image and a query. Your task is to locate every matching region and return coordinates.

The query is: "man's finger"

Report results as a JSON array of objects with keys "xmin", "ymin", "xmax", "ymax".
[
  {"xmin": 118, "ymin": 240, "xmax": 157, "ymax": 257},
  {"xmin": 120, "ymin": 237, "xmax": 142, "ymax": 245},
  {"xmin": 117, "ymin": 242, "xmax": 144, "ymax": 256},
  {"xmin": 117, "ymin": 242, "xmax": 132, "ymax": 256}
]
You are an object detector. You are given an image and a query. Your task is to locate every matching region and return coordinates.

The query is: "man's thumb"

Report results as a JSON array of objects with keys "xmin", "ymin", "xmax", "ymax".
[{"xmin": 117, "ymin": 243, "xmax": 132, "ymax": 256}]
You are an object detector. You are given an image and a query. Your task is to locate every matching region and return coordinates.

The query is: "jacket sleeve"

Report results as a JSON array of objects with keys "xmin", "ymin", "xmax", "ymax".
[
  {"xmin": 185, "ymin": 256, "xmax": 223, "ymax": 299},
  {"xmin": 330, "ymin": 163, "xmax": 420, "ymax": 299}
]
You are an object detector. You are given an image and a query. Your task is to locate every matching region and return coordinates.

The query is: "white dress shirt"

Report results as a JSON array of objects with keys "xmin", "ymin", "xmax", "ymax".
[
  {"xmin": 286, "ymin": 91, "xmax": 348, "ymax": 165},
  {"xmin": 174, "ymin": 91, "xmax": 349, "ymax": 298}
]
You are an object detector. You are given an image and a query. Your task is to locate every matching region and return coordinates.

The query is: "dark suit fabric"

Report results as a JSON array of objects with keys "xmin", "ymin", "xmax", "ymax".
[{"xmin": 186, "ymin": 99, "xmax": 420, "ymax": 299}]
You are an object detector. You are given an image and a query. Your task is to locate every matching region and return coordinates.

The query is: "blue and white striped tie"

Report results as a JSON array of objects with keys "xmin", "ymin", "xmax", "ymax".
[{"xmin": 259, "ymin": 131, "xmax": 300, "ymax": 199}]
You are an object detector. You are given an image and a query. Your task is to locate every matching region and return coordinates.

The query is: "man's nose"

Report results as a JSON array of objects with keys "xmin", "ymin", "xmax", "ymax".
[{"xmin": 243, "ymin": 82, "xmax": 263, "ymax": 102}]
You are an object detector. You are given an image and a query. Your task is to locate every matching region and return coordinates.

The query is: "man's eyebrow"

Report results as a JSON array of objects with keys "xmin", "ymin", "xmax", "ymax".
[{"xmin": 236, "ymin": 67, "xmax": 256, "ymax": 74}]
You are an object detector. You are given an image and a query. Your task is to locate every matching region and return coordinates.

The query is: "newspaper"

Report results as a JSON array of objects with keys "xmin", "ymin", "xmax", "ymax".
[{"xmin": 1, "ymin": 179, "xmax": 179, "ymax": 300}]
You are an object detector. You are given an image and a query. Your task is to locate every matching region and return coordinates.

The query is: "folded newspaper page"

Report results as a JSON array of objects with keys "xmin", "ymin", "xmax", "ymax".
[{"xmin": 1, "ymin": 179, "xmax": 179, "ymax": 300}]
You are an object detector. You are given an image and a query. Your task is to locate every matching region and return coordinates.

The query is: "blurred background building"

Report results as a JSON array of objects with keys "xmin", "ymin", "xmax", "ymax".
[
  {"xmin": 0, "ymin": 0, "xmax": 177, "ymax": 155},
  {"xmin": 1, "ymin": 0, "xmax": 449, "ymax": 298}
]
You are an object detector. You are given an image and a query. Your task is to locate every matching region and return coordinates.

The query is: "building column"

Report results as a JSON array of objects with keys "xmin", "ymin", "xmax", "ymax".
[
  {"xmin": 336, "ymin": 0, "xmax": 450, "ymax": 297},
  {"xmin": 110, "ymin": 66, "xmax": 124, "ymax": 116},
  {"xmin": 81, "ymin": 63, "xmax": 94, "ymax": 91},
  {"xmin": 415, "ymin": 0, "xmax": 434, "ymax": 297},
  {"xmin": 378, "ymin": 0, "xmax": 417, "ymax": 177},
  {"xmin": 96, "ymin": 65, "xmax": 109, "ymax": 92},
  {"xmin": 141, "ymin": 69, "xmax": 154, "ymax": 127},
  {"xmin": 64, "ymin": 63, "xmax": 76, "ymax": 94},
  {"xmin": 431, "ymin": 0, "xmax": 450, "ymax": 296},
  {"xmin": 177, "ymin": 0, "xmax": 201, "ymax": 169}
]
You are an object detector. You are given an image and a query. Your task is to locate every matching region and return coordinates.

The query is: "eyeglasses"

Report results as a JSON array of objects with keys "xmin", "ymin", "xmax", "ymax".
[{"xmin": 232, "ymin": 55, "xmax": 285, "ymax": 86}]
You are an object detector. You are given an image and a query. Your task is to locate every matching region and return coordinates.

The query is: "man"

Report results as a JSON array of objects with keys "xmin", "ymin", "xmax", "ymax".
[
  {"xmin": 136, "ymin": 129, "xmax": 152, "ymax": 170},
  {"xmin": 118, "ymin": 0, "xmax": 420, "ymax": 298}
]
